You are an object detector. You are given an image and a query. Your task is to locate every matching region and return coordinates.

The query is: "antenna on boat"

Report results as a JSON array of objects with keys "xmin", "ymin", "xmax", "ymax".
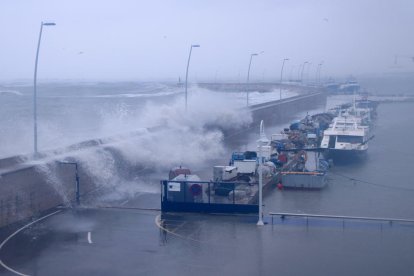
[
  {"xmin": 260, "ymin": 120, "xmax": 264, "ymax": 137},
  {"xmin": 259, "ymin": 120, "xmax": 269, "ymax": 144},
  {"xmin": 353, "ymin": 89, "xmax": 356, "ymax": 111},
  {"xmin": 257, "ymin": 120, "xmax": 269, "ymax": 226}
]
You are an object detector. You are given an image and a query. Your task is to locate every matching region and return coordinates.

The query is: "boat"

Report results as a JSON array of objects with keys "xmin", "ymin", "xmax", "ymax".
[
  {"xmin": 279, "ymin": 150, "xmax": 329, "ymax": 189},
  {"xmin": 324, "ymin": 77, "xmax": 360, "ymax": 94},
  {"xmin": 335, "ymin": 106, "xmax": 372, "ymax": 127},
  {"xmin": 356, "ymin": 99, "xmax": 378, "ymax": 120},
  {"xmin": 269, "ymin": 117, "xmax": 330, "ymax": 189},
  {"xmin": 339, "ymin": 80, "xmax": 360, "ymax": 94},
  {"xmin": 320, "ymin": 115, "xmax": 371, "ymax": 162}
]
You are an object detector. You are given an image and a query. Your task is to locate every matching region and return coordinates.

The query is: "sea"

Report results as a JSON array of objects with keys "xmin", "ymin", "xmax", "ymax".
[{"xmin": 0, "ymin": 81, "xmax": 298, "ymax": 158}]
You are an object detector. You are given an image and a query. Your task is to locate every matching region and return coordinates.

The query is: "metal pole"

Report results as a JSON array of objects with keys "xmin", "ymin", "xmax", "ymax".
[
  {"xmin": 233, "ymin": 183, "xmax": 235, "ymax": 204},
  {"xmin": 33, "ymin": 22, "xmax": 44, "ymax": 156},
  {"xmin": 300, "ymin": 61, "xmax": 308, "ymax": 84},
  {"xmin": 75, "ymin": 163, "xmax": 80, "ymax": 205},
  {"xmin": 185, "ymin": 46, "xmax": 193, "ymax": 112},
  {"xmin": 297, "ymin": 64, "xmax": 302, "ymax": 81},
  {"xmin": 315, "ymin": 64, "xmax": 320, "ymax": 84},
  {"xmin": 33, "ymin": 21, "xmax": 55, "ymax": 157},
  {"xmin": 246, "ymin": 53, "xmax": 259, "ymax": 106},
  {"xmin": 279, "ymin": 58, "xmax": 289, "ymax": 100},
  {"xmin": 289, "ymin": 65, "xmax": 295, "ymax": 82},
  {"xmin": 318, "ymin": 63, "xmax": 323, "ymax": 85},
  {"xmin": 306, "ymin": 63, "xmax": 312, "ymax": 85},
  {"xmin": 58, "ymin": 161, "xmax": 80, "ymax": 205},
  {"xmin": 257, "ymin": 141, "xmax": 264, "ymax": 225},
  {"xmin": 208, "ymin": 182, "xmax": 211, "ymax": 204},
  {"xmin": 185, "ymin": 44, "xmax": 200, "ymax": 112},
  {"xmin": 257, "ymin": 120, "xmax": 268, "ymax": 226},
  {"xmin": 246, "ymin": 54, "xmax": 253, "ymax": 106}
]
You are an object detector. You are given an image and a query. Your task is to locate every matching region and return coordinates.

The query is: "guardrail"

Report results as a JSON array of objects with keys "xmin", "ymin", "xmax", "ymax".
[{"xmin": 269, "ymin": 212, "xmax": 414, "ymax": 228}]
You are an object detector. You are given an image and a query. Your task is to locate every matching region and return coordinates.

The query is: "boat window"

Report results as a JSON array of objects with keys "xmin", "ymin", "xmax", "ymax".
[{"xmin": 337, "ymin": 135, "xmax": 363, "ymax": 144}]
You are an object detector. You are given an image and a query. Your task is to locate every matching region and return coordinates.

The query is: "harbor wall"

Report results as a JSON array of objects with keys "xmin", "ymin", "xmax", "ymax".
[
  {"xmin": 0, "ymin": 162, "xmax": 96, "ymax": 228},
  {"xmin": 0, "ymin": 91, "xmax": 327, "ymax": 228},
  {"xmin": 249, "ymin": 92, "xmax": 326, "ymax": 125}
]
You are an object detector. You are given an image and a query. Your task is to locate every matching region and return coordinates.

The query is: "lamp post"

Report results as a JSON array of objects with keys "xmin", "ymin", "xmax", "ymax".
[
  {"xmin": 300, "ymin": 61, "xmax": 309, "ymax": 84},
  {"xmin": 33, "ymin": 21, "xmax": 56, "ymax": 156},
  {"xmin": 317, "ymin": 62, "xmax": 324, "ymax": 85},
  {"xmin": 257, "ymin": 120, "xmax": 269, "ymax": 226},
  {"xmin": 289, "ymin": 65, "xmax": 296, "ymax": 82},
  {"xmin": 305, "ymin": 62, "xmax": 312, "ymax": 84},
  {"xmin": 185, "ymin": 44, "xmax": 200, "ymax": 112},
  {"xmin": 58, "ymin": 161, "xmax": 80, "ymax": 205},
  {"xmin": 315, "ymin": 63, "xmax": 321, "ymax": 84},
  {"xmin": 246, "ymin": 53, "xmax": 259, "ymax": 106},
  {"xmin": 279, "ymin": 58, "xmax": 289, "ymax": 100}
]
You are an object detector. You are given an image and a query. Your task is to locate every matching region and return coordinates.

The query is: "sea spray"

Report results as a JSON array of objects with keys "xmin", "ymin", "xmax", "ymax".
[
  {"xmin": 34, "ymin": 162, "xmax": 71, "ymax": 205},
  {"xmin": 1, "ymin": 83, "xmax": 254, "ymax": 205},
  {"xmin": 75, "ymin": 148, "xmax": 117, "ymax": 189},
  {"xmin": 66, "ymin": 87, "xmax": 253, "ymax": 201}
]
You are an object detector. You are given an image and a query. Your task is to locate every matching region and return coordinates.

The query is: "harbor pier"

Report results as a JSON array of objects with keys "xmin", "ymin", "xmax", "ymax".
[{"xmin": 0, "ymin": 89, "xmax": 326, "ymax": 227}]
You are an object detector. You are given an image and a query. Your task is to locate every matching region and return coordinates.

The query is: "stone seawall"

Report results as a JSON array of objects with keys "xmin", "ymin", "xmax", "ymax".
[{"xmin": 0, "ymin": 90, "xmax": 327, "ymax": 228}]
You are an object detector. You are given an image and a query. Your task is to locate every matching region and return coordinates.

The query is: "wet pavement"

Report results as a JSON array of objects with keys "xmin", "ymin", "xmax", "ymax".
[{"xmin": 1, "ymin": 205, "xmax": 414, "ymax": 276}]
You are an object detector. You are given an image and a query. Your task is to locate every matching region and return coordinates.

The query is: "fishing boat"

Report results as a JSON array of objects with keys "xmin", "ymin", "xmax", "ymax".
[
  {"xmin": 320, "ymin": 115, "xmax": 371, "ymax": 162},
  {"xmin": 339, "ymin": 80, "xmax": 360, "ymax": 94},
  {"xmin": 279, "ymin": 150, "xmax": 329, "ymax": 189}
]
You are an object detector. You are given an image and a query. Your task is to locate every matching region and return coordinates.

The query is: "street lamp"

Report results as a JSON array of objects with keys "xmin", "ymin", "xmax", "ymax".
[
  {"xmin": 300, "ymin": 61, "xmax": 309, "ymax": 84},
  {"xmin": 279, "ymin": 58, "xmax": 289, "ymax": 100},
  {"xmin": 33, "ymin": 21, "xmax": 56, "ymax": 156},
  {"xmin": 257, "ymin": 120, "xmax": 269, "ymax": 226},
  {"xmin": 185, "ymin": 44, "xmax": 200, "ymax": 111},
  {"xmin": 305, "ymin": 62, "xmax": 312, "ymax": 84},
  {"xmin": 297, "ymin": 64, "xmax": 302, "ymax": 82},
  {"xmin": 246, "ymin": 52, "xmax": 262, "ymax": 106},
  {"xmin": 58, "ymin": 161, "xmax": 80, "ymax": 205},
  {"xmin": 289, "ymin": 65, "xmax": 296, "ymax": 82},
  {"xmin": 317, "ymin": 62, "xmax": 324, "ymax": 85}
]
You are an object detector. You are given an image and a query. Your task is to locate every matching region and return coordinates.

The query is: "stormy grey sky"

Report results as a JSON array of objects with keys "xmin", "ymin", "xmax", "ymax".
[{"xmin": 1, "ymin": 0, "xmax": 413, "ymax": 81}]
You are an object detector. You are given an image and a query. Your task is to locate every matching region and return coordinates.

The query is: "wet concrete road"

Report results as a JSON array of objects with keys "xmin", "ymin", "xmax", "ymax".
[{"xmin": 1, "ymin": 203, "xmax": 414, "ymax": 276}]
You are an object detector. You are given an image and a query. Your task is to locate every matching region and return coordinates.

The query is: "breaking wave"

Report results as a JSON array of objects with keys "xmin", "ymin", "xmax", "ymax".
[{"xmin": 8, "ymin": 84, "xmax": 253, "ymax": 203}]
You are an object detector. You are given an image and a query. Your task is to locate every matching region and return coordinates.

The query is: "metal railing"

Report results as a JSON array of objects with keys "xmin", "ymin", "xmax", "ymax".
[
  {"xmin": 161, "ymin": 180, "xmax": 258, "ymax": 214},
  {"xmin": 269, "ymin": 212, "xmax": 414, "ymax": 229}
]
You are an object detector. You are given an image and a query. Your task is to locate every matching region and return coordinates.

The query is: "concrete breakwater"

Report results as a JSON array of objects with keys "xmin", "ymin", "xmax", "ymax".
[
  {"xmin": 249, "ymin": 92, "xmax": 326, "ymax": 124},
  {"xmin": 198, "ymin": 82, "xmax": 319, "ymax": 93},
  {"xmin": 0, "ymin": 90, "xmax": 326, "ymax": 228}
]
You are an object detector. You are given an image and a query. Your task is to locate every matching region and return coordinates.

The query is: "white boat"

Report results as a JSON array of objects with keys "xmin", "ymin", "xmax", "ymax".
[
  {"xmin": 320, "ymin": 116, "xmax": 370, "ymax": 162},
  {"xmin": 339, "ymin": 80, "xmax": 360, "ymax": 93},
  {"xmin": 338, "ymin": 107, "xmax": 372, "ymax": 126}
]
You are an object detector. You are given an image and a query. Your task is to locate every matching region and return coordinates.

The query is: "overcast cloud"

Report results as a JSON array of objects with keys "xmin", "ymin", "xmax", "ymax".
[{"xmin": 1, "ymin": 0, "xmax": 413, "ymax": 81}]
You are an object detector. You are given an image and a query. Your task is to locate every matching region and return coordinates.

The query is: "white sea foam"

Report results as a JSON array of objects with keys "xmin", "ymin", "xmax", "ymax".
[
  {"xmin": 62, "ymin": 86, "xmax": 253, "ymax": 198},
  {"xmin": 34, "ymin": 162, "xmax": 71, "ymax": 205},
  {"xmin": 92, "ymin": 91, "xmax": 180, "ymax": 98}
]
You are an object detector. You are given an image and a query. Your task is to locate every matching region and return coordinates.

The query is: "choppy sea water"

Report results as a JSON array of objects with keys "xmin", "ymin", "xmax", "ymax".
[{"xmin": 0, "ymin": 81, "xmax": 296, "ymax": 158}]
